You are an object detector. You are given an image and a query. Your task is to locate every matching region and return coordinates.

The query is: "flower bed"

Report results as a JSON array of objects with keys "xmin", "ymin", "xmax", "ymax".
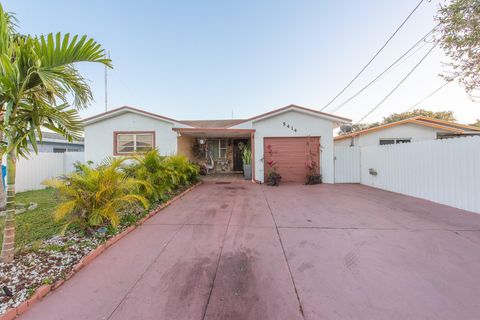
[{"xmin": 0, "ymin": 182, "xmax": 200, "ymax": 318}]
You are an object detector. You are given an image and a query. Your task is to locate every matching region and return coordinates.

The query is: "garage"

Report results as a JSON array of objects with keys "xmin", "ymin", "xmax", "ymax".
[{"xmin": 263, "ymin": 136, "xmax": 320, "ymax": 183}]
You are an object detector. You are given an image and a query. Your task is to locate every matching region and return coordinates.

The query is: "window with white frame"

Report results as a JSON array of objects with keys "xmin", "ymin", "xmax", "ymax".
[
  {"xmin": 115, "ymin": 132, "xmax": 154, "ymax": 154},
  {"xmin": 206, "ymin": 139, "xmax": 228, "ymax": 159},
  {"xmin": 379, "ymin": 138, "xmax": 411, "ymax": 145}
]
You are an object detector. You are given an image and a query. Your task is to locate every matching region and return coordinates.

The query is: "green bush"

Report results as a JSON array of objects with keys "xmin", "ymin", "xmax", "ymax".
[
  {"xmin": 126, "ymin": 150, "xmax": 199, "ymax": 202},
  {"xmin": 44, "ymin": 158, "xmax": 151, "ymax": 230}
]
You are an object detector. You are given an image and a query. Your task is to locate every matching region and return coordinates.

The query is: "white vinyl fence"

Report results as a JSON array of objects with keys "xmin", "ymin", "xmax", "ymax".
[
  {"xmin": 8, "ymin": 152, "xmax": 84, "ymax": 192},
  {"xmin": 334, "ymin": 146, "xmax": 361, "ymax": 183},
  {"xmin": 335, "ymin": 136, "xmax": 480, "ymax": 213}
]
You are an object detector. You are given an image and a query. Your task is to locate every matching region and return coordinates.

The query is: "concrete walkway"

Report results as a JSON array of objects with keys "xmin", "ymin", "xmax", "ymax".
[{"xmin": 19, "ymin": 181, "xmax": 480, "ymax": 320}]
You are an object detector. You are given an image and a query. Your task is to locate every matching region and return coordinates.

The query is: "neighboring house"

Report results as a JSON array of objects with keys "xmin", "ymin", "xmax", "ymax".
[
  {"xmin": 334, "ymin": 116, "xmax": 480, "ymax": 147},
  {"xmin": 33, "ymin": 131, "xmax": 84, "ymax": 153},
  {"xmin": 83, "ymin": 104, "xmax": 350, "ymax": 183}
]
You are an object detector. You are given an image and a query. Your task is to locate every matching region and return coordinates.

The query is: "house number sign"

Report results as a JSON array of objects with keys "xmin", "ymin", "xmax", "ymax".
[{"xmin": 282, "ymin": 121, "xmax": 297, "ymax": 132}]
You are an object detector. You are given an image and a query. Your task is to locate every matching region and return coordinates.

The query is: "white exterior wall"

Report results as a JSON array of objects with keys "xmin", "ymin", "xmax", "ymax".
[
  {"xmin": 84, "ymin": 113, "xmax": 178, "ymax": 164},
  {"xmin": 334, "ymin": 123, "xmax": 446, "ymax": 147},
  {"xmin": 248, "ymin": 110, "xmax": 336, "ymax": 184}
]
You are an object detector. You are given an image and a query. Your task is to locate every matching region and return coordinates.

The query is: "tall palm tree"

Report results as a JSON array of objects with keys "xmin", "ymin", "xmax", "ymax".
[{"xmin": 0, "ymin": 4, "xmax": 112, "ymax": 262}]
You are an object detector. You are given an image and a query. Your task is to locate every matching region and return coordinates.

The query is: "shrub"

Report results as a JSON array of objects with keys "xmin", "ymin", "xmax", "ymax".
[
  {"xmin": 44, "ymin": 158, "xmax": 151, "ymax": 230},
  {"xmin": 126, "ymin": 150, "xmax": 199, "ymax": 202}
]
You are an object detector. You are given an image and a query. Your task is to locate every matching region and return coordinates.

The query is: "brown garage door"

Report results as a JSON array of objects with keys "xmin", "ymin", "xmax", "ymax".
[{"xmin": 264, "ymin": 137, "xmax": 320, "ymax": 183}]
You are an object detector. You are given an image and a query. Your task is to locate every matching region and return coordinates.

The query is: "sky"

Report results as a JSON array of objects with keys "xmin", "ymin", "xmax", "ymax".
[{"xmin": 3, "ymin": 0, "xmax": 479, "ymax": 124}]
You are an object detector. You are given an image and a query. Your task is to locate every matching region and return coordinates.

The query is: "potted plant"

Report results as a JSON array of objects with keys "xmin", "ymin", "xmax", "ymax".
[
  {"xmin": 266, "ymin": 162, "xmax": 282, "ymax": 186},
  {"xmin": 305, "ymin": 160, "xmax": 322, "ymax": 185},
  {"xmin": 242, "ymin": 147, "xmax": 252, "ymax": 180}
]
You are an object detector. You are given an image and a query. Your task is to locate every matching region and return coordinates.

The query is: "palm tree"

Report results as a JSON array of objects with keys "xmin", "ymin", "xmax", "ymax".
[{"xmin": 0, "ymin": 4, "xmax": 111, "ymax": 263}]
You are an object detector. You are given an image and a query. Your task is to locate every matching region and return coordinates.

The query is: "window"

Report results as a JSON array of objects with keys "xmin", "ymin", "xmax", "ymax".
[
  {"xmin": 220, "ymin": 139, "xmax": 227, "ymax": 158},
  {"xmin": 379, "ymin": 138, "xmax": 411, "ymax": 145},
  {"xmin": 206, "ymin": 139, "xmax": 228, "ymax": 159},
  {"xmin": 53, "ymin": 148, "xmax": 66, "ymax": 153},
  {"xmin": 114, "ymin": 132, "xmax": 155, "ymax": 155}
]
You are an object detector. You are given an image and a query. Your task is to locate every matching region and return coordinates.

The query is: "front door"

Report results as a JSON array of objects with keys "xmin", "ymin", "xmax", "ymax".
[{"xmin": 233, "ymin": 139, "xmax": 248, "ymax": 172}]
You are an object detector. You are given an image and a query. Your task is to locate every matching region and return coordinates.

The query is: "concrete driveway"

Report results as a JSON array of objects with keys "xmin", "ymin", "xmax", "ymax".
[{"xmin": 19, "ymin": 181, "xmax": 480, "ymax": 320}]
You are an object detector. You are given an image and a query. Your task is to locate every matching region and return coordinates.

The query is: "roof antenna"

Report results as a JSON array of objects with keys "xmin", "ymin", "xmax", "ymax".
[
  {"xmin": 231, "ymin": 109, "xmax": 233, "ymax": 119},
  {"xmin": 104, "ymin": 50, "xmax": 110, "ymax": 112}
]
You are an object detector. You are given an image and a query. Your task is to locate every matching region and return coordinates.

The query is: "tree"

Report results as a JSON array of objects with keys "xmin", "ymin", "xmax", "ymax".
[
  {"xmin": 435, "ymin": 0, "xmax": 480, "ymax": 98},
  {"xmin": 0, "ymin": 7, "xmax": 16, "ymax": 212},
  {"xmin": 470, "ymin": 119, "xmax": 480, "ymax": 128},
  {"xmin": 0, "ymin": 4, "xmax": 111, "ymax": 263},
  {"xmin": 382, "ymin": 109, "xmax": 456, "ymax": 124},
  {"xmin": 341, "ymin": 109, "xmax": 457, "ymax": 134}
]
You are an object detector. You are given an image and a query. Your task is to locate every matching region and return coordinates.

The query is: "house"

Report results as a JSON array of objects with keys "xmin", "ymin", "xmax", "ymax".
[
  {"xmin": 83, "ymin": 104, "xmax": 351, "ymax": 183},
  {"xmin": 334, "ymin": 116, "xmax": 480, "ymax": 147},
  {"xmin": 33, "ymin": 131, "xmax": 84, "ymax": 153}
]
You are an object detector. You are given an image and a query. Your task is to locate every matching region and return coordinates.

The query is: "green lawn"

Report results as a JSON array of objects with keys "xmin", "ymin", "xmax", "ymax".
[{"xmin": 0, "ymin": 188, "xmax": 62, "ymax": 251}]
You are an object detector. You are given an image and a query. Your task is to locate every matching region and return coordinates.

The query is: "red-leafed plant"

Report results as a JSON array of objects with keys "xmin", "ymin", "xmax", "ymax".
[
  {"xmin": 266, "ymin": 144, "xmax": 282, "ymax": 186},
  {"xmin": 305, "ymin": 137, "xmax": 322, "ymax": 185}
]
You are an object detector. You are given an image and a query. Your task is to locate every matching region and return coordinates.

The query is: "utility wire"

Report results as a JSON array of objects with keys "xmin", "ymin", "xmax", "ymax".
[
  {"xmin": 404, "ymin": 81, "xmax": 450, "ymax": 112},
  {"xmin": 328, "ymin": 26, "xmax": 437, "ymax": 114},
  {"xmin": 320, "ymin": 0, "xmax": 425, "ymax": 111},
  {"xmin": 355, "ymin": 42, "xmax": 438, "ymax": 124}
]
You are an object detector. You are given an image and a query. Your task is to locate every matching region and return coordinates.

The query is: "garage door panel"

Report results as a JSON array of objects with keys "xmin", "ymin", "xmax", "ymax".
[{"xmin": 264, "ymin": 137, "xmax": 320, "ymax": 183}]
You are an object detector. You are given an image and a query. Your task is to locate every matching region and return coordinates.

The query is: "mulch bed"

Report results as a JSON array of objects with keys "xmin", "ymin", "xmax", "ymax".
[{"xmin": 0, "ymin": 233, "xmax": 103, "ymax": 314}]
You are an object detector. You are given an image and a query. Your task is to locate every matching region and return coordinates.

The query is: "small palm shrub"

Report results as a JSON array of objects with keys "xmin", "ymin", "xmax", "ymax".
[
  {"xmin": 126, "ymin": 150, "xmax": 199, "ymax": 202},
  {"xmin": 44, "ymin": 158, "xmax": 151, "ymax": 230},
  {"xmin": 161, "ymin": 155, "xmax": 200, "ymax": 187}
]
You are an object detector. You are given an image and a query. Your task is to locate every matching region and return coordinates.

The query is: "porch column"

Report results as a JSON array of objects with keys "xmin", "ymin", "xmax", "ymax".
[{"xmin": 251, "ymin": 131, "xmax": 255, "ymax": 183}]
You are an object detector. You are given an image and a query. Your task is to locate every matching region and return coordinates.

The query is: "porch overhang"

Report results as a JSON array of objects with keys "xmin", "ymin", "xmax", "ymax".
[{"xmin": 172, "ymin": 128, "xmax": 255, "ymax": 138}]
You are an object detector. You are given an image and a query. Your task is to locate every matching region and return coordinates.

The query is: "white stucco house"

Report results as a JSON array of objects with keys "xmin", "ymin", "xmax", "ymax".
[
  {"xmin": 83, "ymin": 104, "xmax": 351, "ymax": 184},
  {"xmin": 334, "ymin": 116, "xmax": 480, "ymax": 147}
]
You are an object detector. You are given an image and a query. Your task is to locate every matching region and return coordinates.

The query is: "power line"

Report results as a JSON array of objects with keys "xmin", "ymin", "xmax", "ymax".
[
  {"xmin": 320, "ymin": 0, "xmax": 425, "ymax": 111},
  {"xmin": 404, "ymin": 81, "xmax": 450, "ymax": 112},
  {"xmin": 355, "ymin": 42, "xmax": 438, "ymax": 124},
  {"xmin": 328, "ymin": 26, "xmax": 437, "ymax": 114}
]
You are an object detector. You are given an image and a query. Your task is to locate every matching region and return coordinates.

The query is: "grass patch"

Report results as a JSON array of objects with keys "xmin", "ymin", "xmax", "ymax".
[{"xmin": 0, "ymin": 188, "xmax": 63, "ymax": 251}]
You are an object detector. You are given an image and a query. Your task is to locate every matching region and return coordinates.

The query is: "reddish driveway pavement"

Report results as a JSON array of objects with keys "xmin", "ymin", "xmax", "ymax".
[{"xmin": 19, "ymin": 181, "xmax": 480, "ymax": 320}]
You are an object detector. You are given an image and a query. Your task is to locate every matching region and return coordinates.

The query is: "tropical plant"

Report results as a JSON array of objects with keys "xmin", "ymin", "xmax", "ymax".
[
  {"xmin": 242, "ymin": 147, "xmax": 252, "ymax": 165},
  {"xmin": 0, "ymin": 4, "xmax": 111, "ymax": 262},
  {"xmin": 44, "ymin": 158, "xmax": 150, "ymax": 230},
  {"xmin": 126, "ymin": 150, "xmax": 199, "ymax": 202},
  {"xmin": 162, "ymin": 155, "xmax": 200, "ymax": 187}
]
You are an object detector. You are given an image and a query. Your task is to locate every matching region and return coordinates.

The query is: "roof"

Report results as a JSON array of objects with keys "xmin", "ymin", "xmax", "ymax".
[
  {"xmin": 180, "ymin": 119, "xmax": 246, "ymax": 128},
  {"xmin": 335, "ymin": 116, "xmax": 480, "ymax": 141},
  {"xmin": 83, "ymin": 106, "xmax": 182, "ymax": 126},
  {"xmin": 38, "ymin": 131, "xmax": 84, "ymax": 143},
  {"xmin": 242, "ymin": 104, "xmax": 351, "ymax": 124},
  {"xmin": 83, "ymin": 104, "xmax": 351, "ymax": 128}
]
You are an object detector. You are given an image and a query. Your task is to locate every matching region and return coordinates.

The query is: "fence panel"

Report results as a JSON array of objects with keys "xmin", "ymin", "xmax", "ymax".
[
  {"xmin": 64, "ymin": 152, "xmax": 85, "ymax": 173},
  {"xmin": 12, "ymin": 152, "xmax": 84, "ymax": 192},
  {"xmin": 334, "ymin": 146, "xmax": 361, "ymax": 183},
  {"xmin": 360, "ymin": 137, "xmax": 480, "ymax": 213}
]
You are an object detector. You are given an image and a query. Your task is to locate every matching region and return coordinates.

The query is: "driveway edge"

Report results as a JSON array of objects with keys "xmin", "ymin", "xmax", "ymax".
[{"xmin": 0, "ymin": 182, "xmax": 202, "ymax": 320}]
